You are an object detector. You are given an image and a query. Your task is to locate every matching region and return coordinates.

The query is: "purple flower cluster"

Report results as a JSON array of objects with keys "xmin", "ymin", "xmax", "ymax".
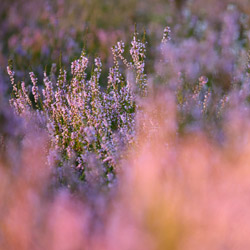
[{"xmin": 8, "ymin": 33, "xmax": 147, "ymax": 183}]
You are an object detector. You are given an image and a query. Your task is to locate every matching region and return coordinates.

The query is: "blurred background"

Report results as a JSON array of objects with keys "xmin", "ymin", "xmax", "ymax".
[{"xmin": 1, "ymin": 0, "xmax": 250, "ymax": 87}]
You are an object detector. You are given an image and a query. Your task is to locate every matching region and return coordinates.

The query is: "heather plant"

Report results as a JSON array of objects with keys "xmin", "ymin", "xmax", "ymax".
[
  {"xmin": 155, "ymin": 5, "xmax": 250, "ymax": 138},
  {"xmin": 8, "ymin": 32, "xmax": 147, "ymax": 184}
]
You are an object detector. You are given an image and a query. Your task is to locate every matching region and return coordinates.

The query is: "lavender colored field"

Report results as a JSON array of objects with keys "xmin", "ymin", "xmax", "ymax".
[{"xmin": 1, "ymin": 0, "xmax": 250, "ymax": 249}]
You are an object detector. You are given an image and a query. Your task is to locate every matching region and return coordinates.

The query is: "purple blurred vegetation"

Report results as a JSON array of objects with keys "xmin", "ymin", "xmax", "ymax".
[{"xmin": 1, "ymin": 0, "xmax": 250, "ymax": 249}]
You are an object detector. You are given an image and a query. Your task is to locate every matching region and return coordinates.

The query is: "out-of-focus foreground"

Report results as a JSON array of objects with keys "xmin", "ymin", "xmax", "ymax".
[{"xmin": 2, "ymin": 91, "xmax": 250, "ymax": 249}]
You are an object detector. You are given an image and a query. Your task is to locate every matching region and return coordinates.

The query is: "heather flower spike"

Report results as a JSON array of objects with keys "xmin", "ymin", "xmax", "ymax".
[{"xmin": 162, "ymin": 26, "xmax": 171, "ymax": 44}]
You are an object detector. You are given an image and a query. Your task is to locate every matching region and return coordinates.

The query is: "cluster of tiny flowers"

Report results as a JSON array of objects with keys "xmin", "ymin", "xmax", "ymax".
[
  {"xmin": 30, "ymin": 72, "xmax": 40, "ymax": 107},
  {"xmin": 7, "ymin": 64, "xmax": 26, "ymax": 114},
  {"xmin": 129, "ymin": 33, "xmax": 147, "ymax": 96},
  {"xmin": 162, "ymin": 26, "xmax": 171, "ymax": 44},
  {"xmin": 193, "ymin": 76, "xmax": 207, "ymax": 98},
  {"xmin": 8, "ymin": 34, "xmax": 147, "ymax": 183}
]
